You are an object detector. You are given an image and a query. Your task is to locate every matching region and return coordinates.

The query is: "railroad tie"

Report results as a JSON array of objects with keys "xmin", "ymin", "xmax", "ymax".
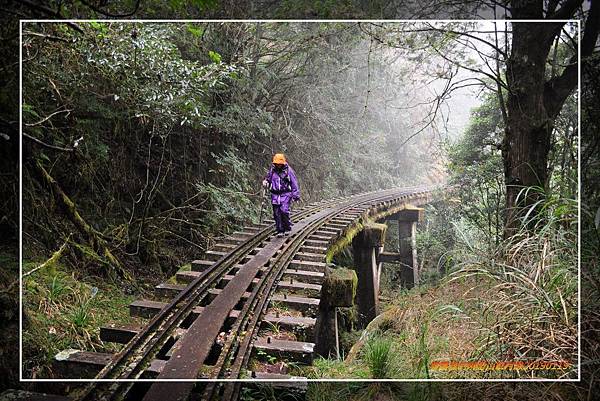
[
  {"xmin": 53, "ymin": 350, "xmax": 166, "ymax": 379},
  {"xmin": 211, "ymin": 243, "xmax": 237, "ymax": 252},
  {"xmin": 299, "ymin": 245, "xmax": 328, "ymax": 254},
  {"xmin": 204, "ymin": 250, "xmax": 227, "ymax": 261},
  {"xmin": 294, "ymin": 251, "xmax": 326, "ymax": 262},
  {"xmin": 283, "ymin": 268, "xmax": 325, "ymax": 284},
  {"xmin": 288, "ymin": 259, "xmax": 327, "ymax": 272},
  {"xmin": 253, "ymin": 337, "xmax": 315, "ymax": 364},
  {"xmin": 221, "ymin": 235, "xmax": 251, "ymax": 245},
  {"xmin": 276, "ymin": 280, "xmax": 322, "ymax": 297}
]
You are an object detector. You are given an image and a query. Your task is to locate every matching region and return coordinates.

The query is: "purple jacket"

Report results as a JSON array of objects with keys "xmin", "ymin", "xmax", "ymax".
[{"xmin": 264, "ymin": 163, "xmax": 300, "ymax": 212}]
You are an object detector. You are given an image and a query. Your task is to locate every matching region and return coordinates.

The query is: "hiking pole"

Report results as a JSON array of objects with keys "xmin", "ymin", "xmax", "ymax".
[{"xmin": 259, "ymin": 186, "xmax": 267, "ymax": 223}]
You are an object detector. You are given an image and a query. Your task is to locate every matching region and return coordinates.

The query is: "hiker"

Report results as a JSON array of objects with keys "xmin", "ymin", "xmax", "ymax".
[{"xmin": 262, "ymin": 153, "xmax": 300, "ymax": 237}]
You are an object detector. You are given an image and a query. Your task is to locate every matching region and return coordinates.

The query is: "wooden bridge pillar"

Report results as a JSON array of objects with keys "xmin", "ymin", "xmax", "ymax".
[
  {"xmin": 397, "ymin": 206, "xmax": 424, "ymax": 288},
  {"xmin": 314, "ymin": 268, "xmax": 356, "ymax": 358},
  {"xmin": 352, "ymin": 222, "xmax": 387, "ymax": 328}
]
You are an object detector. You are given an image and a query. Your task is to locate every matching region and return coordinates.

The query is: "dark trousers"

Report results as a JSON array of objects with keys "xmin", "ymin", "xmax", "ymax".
[{"xmin": 273, "ymin": 204, "xmax": 291, "ymax": 233}]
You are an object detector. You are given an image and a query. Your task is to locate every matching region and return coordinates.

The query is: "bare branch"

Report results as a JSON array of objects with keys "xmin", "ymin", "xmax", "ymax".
[
  {"xmin": 23, "ymin": 30, "xmax": 71, "ymax": 43},
  {"xmin": 24, "ymin": 108, "xmax": 73, "ymax": 127},
  {"xmin": 22, "ymin": 132, "xmax": 74, "ymax": 152}
]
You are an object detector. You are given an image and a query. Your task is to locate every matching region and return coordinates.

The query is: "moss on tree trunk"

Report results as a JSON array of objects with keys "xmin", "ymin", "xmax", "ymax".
[{"xmin": 35, "ymin": 161, "xmax": 131, "ymax": 281}]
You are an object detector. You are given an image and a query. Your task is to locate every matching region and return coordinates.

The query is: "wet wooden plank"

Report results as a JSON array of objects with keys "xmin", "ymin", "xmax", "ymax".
[
  {"xmin": 141, "ymin": 237, "xmax": 286, "ymax": 400},
  {"xmin": 324, "ymin": 222, "xmax": 347, "ymax": 229},
  {"xmin": 242, "ymin": 226, "xmax": 262, "ymax": 232},
  {"xmin": 191, "ymin": 260, "xmax": 244, "ymax": 272},
  {"xmin": 232, "ymin": 230, "xmax": 256, "ymax": 237},
  {"xmin": 378, "ymin": 251, "xmax": 402, "ymax": 263},
  {"xmin": 315, "ymin": 228, "xmax": 341, "ymax": 236},
  {"xmin": 288, "ymin": 260, "xmax": 327, "ymax": 273},
  {"xmin": 154, "ymin": 282, "xmax": 187, "ymax": 298},
  {"xmin": 304, "ymin": 239, "xmax": 329, "ymax": 248},
  {"xmin": 299, "ymin": 245, "xmax": 327, "ymax": 254},
  {"xmin": 53, "ymin": 349, "xmax": 164, "ymax": 378},
  {"xmin": 283, "ymin": 269, "xmax": 324, "ymax": 284},
  {"xmin": 254, "ymin": 338, "xmax": 315, "ymax": 364},
  {"xmin": 308, "ymin": 234, "xmax": 331, "ymax": 241},
  {"xmin": 129, "ymin": 299, "xmax": 177, "ymax": 319},
  {"xmin": 177, "ymin": 270, "xmax": 261, "ymax": 286},
  {"xmin": 270, "ymin": 294, "xmax": 320, "ymax": 312},
  {"xmin": 221, "ymin": 235, "xmax": 249, "ymax": 245},
  {"xmin": 129, "ymin": 300, "xmax": 242, "ymax": 320},
  {"xmin": 263, "ymin": 314, "xmax": 316, "ymax": 331},
  {"xmin": 211, "ymin": 243, "xmax": 237, "ymax": 252},
  {"xmin": 247, "ymin": 373, "xmax": 308, "ymax": 390},
  {"xmin": 294, "ymin": 252, "xmax": 326, "ymax": 262},
  {"xmin": 331, "ymin": 217, "xmax": 355, "ymax": 224},
  {"xmin": 277, "ymin": 280, "xmax": 321, "ymax": 297},
  {"xmin": 190, "ymin": 259, "xmax": 214, "ymax": 271},
  {"xmin": 204, "ymin": 250, "xmax": 227, "ymax": 261},
  {"xmin": 175, "ymin": 270, "xmax": 203, "ymax": 283}
]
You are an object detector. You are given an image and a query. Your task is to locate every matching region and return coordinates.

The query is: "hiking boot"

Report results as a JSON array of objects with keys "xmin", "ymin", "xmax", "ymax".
[
  {"xmin": 284, "ymin": 231, "xmax": 290, "ymax": 236},
  {"xmin": 276, "ymin": 232, "xmax": 284, "ymax": 238}
]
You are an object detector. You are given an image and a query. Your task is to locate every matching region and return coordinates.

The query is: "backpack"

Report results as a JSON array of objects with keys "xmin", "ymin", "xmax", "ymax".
[{"xmin": 270, "ymin": 166, "xmax": 292, "ymax": 194}]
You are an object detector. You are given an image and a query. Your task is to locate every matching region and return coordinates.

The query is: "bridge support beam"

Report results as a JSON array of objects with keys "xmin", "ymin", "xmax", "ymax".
[
  {"xmin": 315, "ymin": 268, "xmax": 357, "ymax": 357},
  {"xmin": 396, "ymin": 206, "xmax": 424, "ymax": 288},
  {"xmin": 352, "ymin": 222, "xmax": 387, "ymax": 328}
]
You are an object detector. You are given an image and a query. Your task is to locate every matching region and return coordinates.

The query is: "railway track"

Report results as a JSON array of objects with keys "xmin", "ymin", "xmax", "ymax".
[{"xmin": 16, "ymin": 186, "xmax": 433, "ymax": 401}]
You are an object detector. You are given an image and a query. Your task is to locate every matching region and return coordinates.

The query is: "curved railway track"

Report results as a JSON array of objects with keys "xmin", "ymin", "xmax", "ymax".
[{"xmin": 23, "ymin": 186, "xmax": 433, "ymax": 401}]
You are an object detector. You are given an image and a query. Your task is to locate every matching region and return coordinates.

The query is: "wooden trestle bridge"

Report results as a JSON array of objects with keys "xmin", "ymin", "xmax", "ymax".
[{"xmin": 11, "ymin": 186, "xmax": 434, "ymax": 401}]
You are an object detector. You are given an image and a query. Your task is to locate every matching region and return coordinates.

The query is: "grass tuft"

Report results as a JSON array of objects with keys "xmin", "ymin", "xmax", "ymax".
[
  {"xmin": 363, "ymin": 335, "xmax": 395, "ymax": 379},
  {"xmin": 22, "ymin": 262, "xmax": 137, "ymax": 378}
]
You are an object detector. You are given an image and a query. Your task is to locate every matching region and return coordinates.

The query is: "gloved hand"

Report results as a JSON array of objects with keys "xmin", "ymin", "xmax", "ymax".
[{"xmin": 262, "ymin": 180, "xmax": 269, "ymax": 189}]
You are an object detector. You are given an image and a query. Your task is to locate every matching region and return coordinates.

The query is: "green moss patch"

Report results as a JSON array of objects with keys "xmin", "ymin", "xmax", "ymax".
[
  {"xmin": 322, "ymin": 268, "xmax": 357, "ymax": 308},
  {"xmin": 325, "ymin": 221, "xmax": 364, "ymax": 264}
]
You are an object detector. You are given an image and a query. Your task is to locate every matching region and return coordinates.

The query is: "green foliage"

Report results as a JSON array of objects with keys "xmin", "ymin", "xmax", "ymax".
[
  {"xmin": 447, "ymin": 93, "xmax": 505, "ymax": 249},
  {"xmin": 305, "ymin": 356, "xmax": 369, "ymax": 379},
  {"xmin": 186, "ymin": 23, "xmax": 204, "ymax": 37},
  {"xmin": 22, "ymin": 262, "xmax": 135, "ymax": 378},
  {"xmin": 81, "ymin": 24, "xmax": 241, "ymax": 129},
  {"xmin": 443, "ymin": 189, "xmax": 578, "ymax": 377},
  {"xmin": 70, "ymin": 287, "xmax": 97, "ymax": 329},
  {"xmin": 415, "ymin": 321, "xmax": 431, "ymax": 378},
  {"xmin": 208, "ymin": 50, "xmax": 222, "ymax": 63},
  {"xmin": 48, "ymin": 275, "xmax": 71, "ymax": 303},
  {"xmin": 195, "ymin": 148, "xmax": 258, "ymax": 232},
  {"xmin": 255, "ymin": 348, "xmax": 278, "ymax": 365},
  {"xmin": 415, "ymin": 198, "xmax": 457, "ymax": 277},
  {"xmin": 363, "ymin": 335, "xmax": 395, "ymax": 379},
  {"xmin": 22, "ymin": 21, "xmax": 447, "ymax": 280}
]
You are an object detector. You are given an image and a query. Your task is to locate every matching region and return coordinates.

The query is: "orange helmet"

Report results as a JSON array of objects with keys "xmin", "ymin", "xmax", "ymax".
[{"xmin": 272, "ymin": 153, "xmax": 286, "ymax": 164}]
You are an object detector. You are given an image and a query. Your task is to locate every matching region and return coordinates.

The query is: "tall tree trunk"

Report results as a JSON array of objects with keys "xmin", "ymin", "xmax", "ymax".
[
  {"xmin": 501, "ymin": 0, "xmax": 600, "ymax": 236},
  {"xmin": 503, "ymin": 21, "xmax": 557, "ymax": 235}
]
